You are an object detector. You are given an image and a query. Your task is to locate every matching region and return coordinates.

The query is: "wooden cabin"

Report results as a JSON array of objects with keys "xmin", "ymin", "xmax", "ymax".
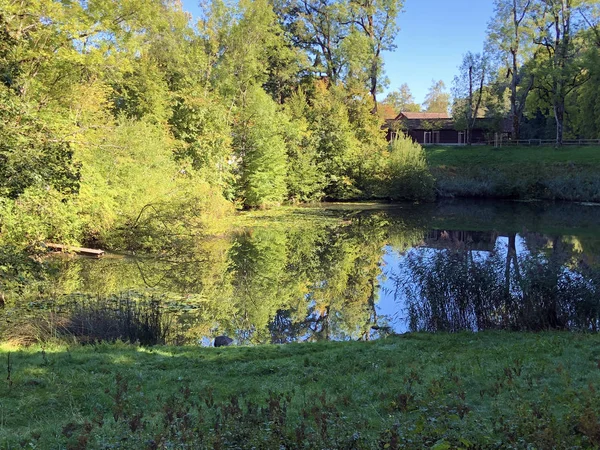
[{"xmin": 385, "ymin": 112, "xmax": 510, "ymax": 145}]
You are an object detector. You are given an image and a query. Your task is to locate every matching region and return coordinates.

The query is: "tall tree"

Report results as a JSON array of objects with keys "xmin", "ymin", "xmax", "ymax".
[
  {"xmin": 346, "ymin": 0, "xmax": 404, "ymax": 108},
  {"xmin": 452, "ymin": 52, "xmax": 488, "ymax": 145},
  {"xmin": 422, "ymin": 80, "xmax": 450, "ymax": 113},
  {"xmin": 570, "ymin": 48, "xmax": 600, "ymax": 137},
  {"xmin": 487, "ymin": 0, "xmax": 538, "ymax": 140},
  {"xmin": 233, "ymin": 85, "xmax": 288, "ymax": 208},
  {"xmin": 531, "ymin": 0, "xmax": 588, "ymax": 146},
  {"xmin": 579, "ymin": 0, "xmax": 600, "ymax": 47},
  {"xmin": 274, "ymin": 0, "xmax": 348, "ymax": 82}
]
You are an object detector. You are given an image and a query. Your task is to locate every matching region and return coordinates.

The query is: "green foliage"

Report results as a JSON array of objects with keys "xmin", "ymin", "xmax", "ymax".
[
  {"xmin": 308, "ymin": 82, "xmax": 364, "ymax": 199},
  {"xmin": 481, "ymin": 0, "xmax": 599, "ymax": 144},
  {"xmin": 422, "ymin": 80, "xmax": 450, "ymax": 113},
  {"xmin": 0, "ymin": 188, "xmax": 83, "ymax": 249},
  {"xmin": 282, "ymin": 90, "xmax": 326, "ymax": 202},
  {"xmin": 571, "ymin": 49, "xmax": 600, "ymax": 138},
  {"xmin": 170, "ymin": 89, "xmax": 233, "ymax": 185},
  {"xmin": 234, "ymin": 85, "xmax": 289, "ymax": 208},
  {"xmin": 0, "ymin": 87, "xmax": 80, "ymax": 199},
  {"xmin": 386, "ymin": 136, "xmax": 435, "ymax": 201},
  {"xmin": 111, "ymin": 56, "xmax": 172, "ymax": 123},
  {"xmin": 0, "ymin": 245, "xmax": 47, "ymax": 300},
  {"xmin": 382, "ymin": 83, "xmax": 421, "ymax": 113},
  {"xmin": 0, "ymin": 0, "xmax": 434, "ymax": 256}
]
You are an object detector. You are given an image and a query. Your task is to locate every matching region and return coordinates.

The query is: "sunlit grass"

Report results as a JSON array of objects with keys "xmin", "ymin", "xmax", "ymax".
[
  {"xmin": 1, "ymin": 333, "xmax": 600, "ymax": 448},
  {"xmin": 426, "ymin": 145, "xmax": 600, "ymax": 201},
  {"xmin": 426, "ymin": 145, "xmax": 600, "ymax": 168}
]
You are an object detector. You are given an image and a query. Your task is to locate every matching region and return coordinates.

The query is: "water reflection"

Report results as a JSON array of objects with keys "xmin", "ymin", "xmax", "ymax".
[
  {"xmin": 400, "ymin": 230, "xmax": 600, "ymax": 332},
  {"xmin": 3, "ymin": 200, "xmax": 600, "ymax": 344}
]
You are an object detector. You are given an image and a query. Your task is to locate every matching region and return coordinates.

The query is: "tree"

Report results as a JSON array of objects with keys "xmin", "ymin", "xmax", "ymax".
[
  {"xmin": 233, "ymin": 85, "xmax": 288, "ymax": 208},
  {"xmin": 0, "ymin": 87, "xmax": 80, "ymax": 199},
  {"xmin": 346, "ymin": 0, "xmax": 404, "ymax": 107},
  {"xmin": 570, "ymin": 48, "xmax": 600, "ymax": 137},
  {"xmin": 283, "ymin": 89, "xmax": 327, "ymax": 202},
  {"xmin": 274, "ymin": 0, "xmax": 348, "ymax": 82},
  {"xmin": 487, "ymin": 0, "xmax": 538, "ymax": 140},
  {"xmin": 422, "ymin": 80, "xmax": 450, "ymax": 113},
  {"xmin": 579, "ymin": 0, "xmax": 600, "ymax": 47},
  {"xmin": 452, "ymin": 52, "xmax": 488, "ymax": 145},
  {"xmin": 170, "ymin": 89, "xmax": 233, "ymax": 187},
  {"xmin": 531, "ymin": 0, "xmax": 589, "ymax": 146},
  {"xmin": 382, "ymin": 83, "xmax": 421, "ymax": 113}
]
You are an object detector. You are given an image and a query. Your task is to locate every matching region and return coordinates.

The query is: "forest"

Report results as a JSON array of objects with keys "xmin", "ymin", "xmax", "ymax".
[
  {"xmin": 0, "ymin": 0, "xmax": 599, "ymax": 256},
  {"xmin": 0, "ymin": 0, "xmax": 434, "ymax": 258}
]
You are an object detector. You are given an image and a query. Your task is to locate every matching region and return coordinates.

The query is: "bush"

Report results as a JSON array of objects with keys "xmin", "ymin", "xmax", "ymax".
[
  {"xmin": 386, "ymin": 135, "xmax": 435, "ymax": 202},
  {"xmin": 0, "ymin": 245, "xmax": 47, "ymax": 299},
  {"xmin": 0, "ymin": 188, "xmax": 83, "ymax": 249}
]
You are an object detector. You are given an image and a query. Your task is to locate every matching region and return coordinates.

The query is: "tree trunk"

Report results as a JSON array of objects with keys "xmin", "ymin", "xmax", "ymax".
[
  {"xmin": 511, "ymin": 51, "xmax": 520, "ymax": 140},
  {"xmin": 467, "ymin": 65, "xmax": 473, "ymax": 145},
  {"xmin": 554, "ymin": 100, "xmax": 564, "ymax": 147},
  {"xmin": 370, "ymin": 57, "xmax": 378, "ymax": 112}
]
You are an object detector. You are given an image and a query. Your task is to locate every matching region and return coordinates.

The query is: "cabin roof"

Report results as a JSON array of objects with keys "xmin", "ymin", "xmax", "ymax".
[
  {"xmin": 386, "ymin": 111, "xmax": 512, "ymax": 133},
  {"xmin": 397, "ymin": 112, "xmax": 451, "ymax": 120}
]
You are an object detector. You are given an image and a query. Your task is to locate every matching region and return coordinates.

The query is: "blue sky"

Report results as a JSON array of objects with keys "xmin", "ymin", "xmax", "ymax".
[
  {"xmin": 180, "ymin": 0, "xmax": 495, "ymax": 105},
  {"xmin": 385, "ymin": 0, "xmax": 494, "ymax": 103}
]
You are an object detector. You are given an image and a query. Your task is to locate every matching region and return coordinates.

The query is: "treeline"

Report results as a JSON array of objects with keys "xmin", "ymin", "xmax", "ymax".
[
  {"xmin": 0, "ymin": 0, "xmax": 432, "ymax": 252},
  {"xmin": 457, "ymin": 0, "xmax": 599, "ymax": 145}
]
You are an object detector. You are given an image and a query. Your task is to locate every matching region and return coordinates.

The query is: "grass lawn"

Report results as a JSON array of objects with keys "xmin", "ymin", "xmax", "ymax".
[
  {"xmin": 425, "ymin": 145, "xmax": 600, "ymax": 201},
  {"xmin": 426, "ymin": 145, "xmax": 600, "ymax": 169},
  {"xmin": 2, "ymin": 332, "xmax": 600, "ymax": 448}
]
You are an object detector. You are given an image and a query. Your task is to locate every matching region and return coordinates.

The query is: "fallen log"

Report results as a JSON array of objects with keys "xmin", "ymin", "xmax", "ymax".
[{"xmin": 45, "ymin": 243, "xmax": 105, "ymax": 258}]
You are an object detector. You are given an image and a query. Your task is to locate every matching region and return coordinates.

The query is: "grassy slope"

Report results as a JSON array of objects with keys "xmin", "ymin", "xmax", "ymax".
[
  {"xmin": 426, "ymin": 145, "xmax": 600, "ymax": 201},
  {"xmin": 2, "ymin": 332, "xmax": 600, "ymax": 448},
  {"xmin": 426, "ymin": 145, "xmax": 600, "ymax": 168}
]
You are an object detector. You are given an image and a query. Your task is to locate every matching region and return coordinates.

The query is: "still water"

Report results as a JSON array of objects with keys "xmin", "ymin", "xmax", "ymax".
[{"xmin": 5, "ymin": 200, "xmax": 600, "ymax": 344}]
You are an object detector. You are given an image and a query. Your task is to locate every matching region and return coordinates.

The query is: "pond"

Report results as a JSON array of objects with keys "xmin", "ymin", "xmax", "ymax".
[{"xmin": 3, "ymin": 199, "xmax": 600, "ymax": 345}]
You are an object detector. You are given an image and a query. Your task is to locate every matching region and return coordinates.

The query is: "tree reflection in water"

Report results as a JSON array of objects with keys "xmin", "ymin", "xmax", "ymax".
[
  {"xmin": 4, "ymin": 201, "xmax": 600, "ymax": 344},
  {"xmin": 400, "ymin": 231, "xmax": 600, "ymax": 332}
]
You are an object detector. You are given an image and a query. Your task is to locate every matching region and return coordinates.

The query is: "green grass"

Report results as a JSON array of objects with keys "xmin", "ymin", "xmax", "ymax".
[
  {"xmin": 2, "ymin": 333, "xmax": 600, "ymax": 448},
  {"xmin": 425, "ymin": 145, "xmax": 600, "ymax": 202},
  {"xmin": 426, "ymin": 145, "xmax": 600, "ymax": 168}
]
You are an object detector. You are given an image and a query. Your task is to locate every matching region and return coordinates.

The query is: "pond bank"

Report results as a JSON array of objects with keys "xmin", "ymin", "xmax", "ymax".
[
  {"xmin": 427, "ymin": 145, "xmax": 600, "ymax": 202},
  {"xmin": 2, "ymin": 332, "xmax": 600, "ymax": 448}
]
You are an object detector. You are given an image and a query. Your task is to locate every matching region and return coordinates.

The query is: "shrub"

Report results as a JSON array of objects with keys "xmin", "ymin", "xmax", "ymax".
[
  {"xmin": 386, "ymin": 135, "xmax": 435, "ymax": 202},
  {"xmin": 0, "ymin": 245, "xmax": 47, "ymax": 298},
  {"xmin": 403, "ymin": 247, "xmax": 600, "ymax": 332},
  {"xmin": 0, "ymin": 188, "xmax": 83, "ymax": 249}
]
